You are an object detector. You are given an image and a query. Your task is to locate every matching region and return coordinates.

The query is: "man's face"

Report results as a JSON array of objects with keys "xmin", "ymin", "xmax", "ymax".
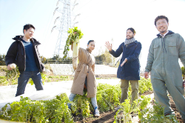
[
  {"xmin": 24, "ymin": 28, "xmax": 34, "ymax": 39},
  {"xmin": 156, "ymin": 18, "xmax": 169, "ymax": 35},
  {"xmin": 126, "ymin": 30, "xmax": 135, "ymax": 39}
]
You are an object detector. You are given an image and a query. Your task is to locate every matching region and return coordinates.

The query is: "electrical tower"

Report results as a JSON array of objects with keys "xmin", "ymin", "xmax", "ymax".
[{"xmin": 52, "ymin": 0, "xmax": 80, "ymax": 59}]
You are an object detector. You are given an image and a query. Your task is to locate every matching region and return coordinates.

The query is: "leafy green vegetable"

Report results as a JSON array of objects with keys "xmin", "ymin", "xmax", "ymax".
[
  {"xmin": 0, "ymin": 94, "xmax": 73, "ymax": 123},
  {"xmin": 5, "ymin": 67, "xmax": 20, "ymax": 85},
  {"xmin": 63, "ymin": 27, "xmax": 83, "ymax": 59}
]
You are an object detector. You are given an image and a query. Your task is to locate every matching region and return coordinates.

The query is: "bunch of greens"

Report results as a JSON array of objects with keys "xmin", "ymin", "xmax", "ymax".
[
  {"xmin": 5, "ymin": 66, "xmax": 20, "ymax": 85},
  {"xmin": 63, "ymin": 27, "xmax": 83, "ymax": 59}
]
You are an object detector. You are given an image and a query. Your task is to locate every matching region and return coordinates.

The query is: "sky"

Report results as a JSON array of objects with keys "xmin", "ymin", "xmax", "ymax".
[{"xmin": 0, "ymin": 0, "xmax": 185, "ymax": 71}]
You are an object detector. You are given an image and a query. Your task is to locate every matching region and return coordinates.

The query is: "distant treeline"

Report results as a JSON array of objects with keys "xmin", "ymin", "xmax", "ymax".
[{"xmin": 0, "ymin": 54, "xmax": 5, "ymax": 65}]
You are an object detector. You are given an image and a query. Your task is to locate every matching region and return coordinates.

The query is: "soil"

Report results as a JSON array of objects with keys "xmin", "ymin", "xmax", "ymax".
[{"xmin": 74, "ymin": 111, "xmax": 117, "ymax": 123}]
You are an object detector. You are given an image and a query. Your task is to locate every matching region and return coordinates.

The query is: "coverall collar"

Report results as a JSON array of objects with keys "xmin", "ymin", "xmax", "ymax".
[{"xmin": 157, "ymin": 30, "xmax": 174, "ymax": 38}]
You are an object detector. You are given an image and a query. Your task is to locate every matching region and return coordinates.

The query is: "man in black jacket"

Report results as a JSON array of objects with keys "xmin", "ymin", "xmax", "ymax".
[{"xmin": 5, "ymin": 24, "xmax": 45, "ymax": 96}]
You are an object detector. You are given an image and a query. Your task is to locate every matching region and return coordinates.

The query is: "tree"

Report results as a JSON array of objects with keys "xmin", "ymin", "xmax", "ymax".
[
  {"xmin": 40, "ymin": 56, "xmax": 47, "ymax": 64},
  {"xmin": 0, "ymin": 54, "xmax": 6, "ymax": 65},
  {"xmin": 52, "ymin": 55, "xmax": 60, "ymax": 60}
]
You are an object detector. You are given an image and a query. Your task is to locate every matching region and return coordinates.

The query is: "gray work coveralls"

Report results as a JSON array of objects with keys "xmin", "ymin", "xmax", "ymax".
[{"xmin": 145, "ymin": 31, "xmax": 185, "ymax": 119}]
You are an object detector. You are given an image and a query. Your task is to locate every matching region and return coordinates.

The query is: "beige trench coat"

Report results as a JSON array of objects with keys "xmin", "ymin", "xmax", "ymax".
[{"xmin": 71, "ymin": 48, "xmax": 96, "ymax": 98}]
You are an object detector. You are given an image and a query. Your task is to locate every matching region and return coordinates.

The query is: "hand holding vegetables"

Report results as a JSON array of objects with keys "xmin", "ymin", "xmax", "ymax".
[{"xmin": 7, "ymin": 63, "xmax": 16, "ymax": 70}]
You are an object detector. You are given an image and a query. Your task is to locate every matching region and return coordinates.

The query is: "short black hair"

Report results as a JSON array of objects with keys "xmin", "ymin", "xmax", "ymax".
[
  {"xmin": 23, "ymin": 24, "xmax": 35, "ymax": 33},
  {"xmin": 87, "ymin": 40, "xmax": 94, "ymax": 45},
  {"xmin": 127, "ymin": 28, "xmax": 136, "ymax": 34},
  {"xmin": 154, "ymin": 15, "xmax": 169, "ymax": 26}
]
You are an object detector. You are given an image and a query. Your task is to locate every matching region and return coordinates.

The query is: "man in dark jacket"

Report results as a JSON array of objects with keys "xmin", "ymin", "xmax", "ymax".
[
  {"xmin": 5, "ymin": 24, "xmax": 45, "ymax": 96},
  {"xmin": 105, "ymin": 28, "xmax": 142, "ymax": 108}
]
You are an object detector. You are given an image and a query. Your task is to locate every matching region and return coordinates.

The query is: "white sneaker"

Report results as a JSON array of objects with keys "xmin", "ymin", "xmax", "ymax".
[{"xmin": 94, "ymin": 108, "xmax": 100, "ymax": 117}]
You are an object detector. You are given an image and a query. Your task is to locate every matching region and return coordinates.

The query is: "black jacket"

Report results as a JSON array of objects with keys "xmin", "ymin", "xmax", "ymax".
[{"xmin": 5, "ymin": 35, "xmax": 44, "ymax": 73}]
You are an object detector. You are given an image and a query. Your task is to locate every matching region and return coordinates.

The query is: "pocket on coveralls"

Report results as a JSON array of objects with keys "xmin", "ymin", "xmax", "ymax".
[
  {"xmin": 168, "ymin": 42, "xmax": 178, "ymax": 56},
  {"xmin": 153, "ymin": 44, "xmax": 160, "ymax": 58}
]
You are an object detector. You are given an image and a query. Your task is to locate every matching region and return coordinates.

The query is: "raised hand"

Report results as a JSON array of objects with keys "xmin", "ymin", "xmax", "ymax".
[{"xmin": 105, "ymin": 41, "xmax": 112, "ymax": 51}]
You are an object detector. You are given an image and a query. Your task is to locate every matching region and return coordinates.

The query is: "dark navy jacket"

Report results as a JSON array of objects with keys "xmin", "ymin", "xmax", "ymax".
[{"xmin": 110, "ymin": 41, "xmax": 142, "ymax": 80}]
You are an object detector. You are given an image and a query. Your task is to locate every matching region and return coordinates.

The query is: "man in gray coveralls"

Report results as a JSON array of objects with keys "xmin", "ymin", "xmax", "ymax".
[{"xmin": 144, "ymin": 15, "xmax": 185, "ymax": 122}]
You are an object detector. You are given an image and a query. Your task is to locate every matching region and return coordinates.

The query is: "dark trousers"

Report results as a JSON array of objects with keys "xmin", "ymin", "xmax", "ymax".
[{"xmin": 16, "ymin": 71, "xmax": 43, "ymax": 96}]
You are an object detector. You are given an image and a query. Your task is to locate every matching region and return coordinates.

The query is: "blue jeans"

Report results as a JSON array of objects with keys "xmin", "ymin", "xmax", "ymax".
[
  {"xmin": 16, "ymin": 71, "xmax": 43, "ymax": 96},
  {"xmin": 68, "ymin": 93, "xmax": 98, "ymax": 109}
]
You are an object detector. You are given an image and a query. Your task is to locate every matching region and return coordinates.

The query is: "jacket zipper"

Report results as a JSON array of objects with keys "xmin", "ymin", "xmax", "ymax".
[
  {"xmin": 161, "ymin": 37, "xmax": 166, "ymax": 76},
  {"xmin": 32, "ymin": 41, "xmax": 42, "ymax": 71},
  {"xmin": 19, "ymin": 40, "xmax": 26, "ymax": 71},
  {"xmin": 161, "ymin": 37, "xmax": 167, "ymax": 53}
]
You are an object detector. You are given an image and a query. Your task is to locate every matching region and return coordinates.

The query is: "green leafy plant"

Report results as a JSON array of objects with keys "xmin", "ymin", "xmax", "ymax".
[
  {"xmin": 43, "ymin": 96, "xmax": 73, "ymax": 123},
  {"xmin": 139, "ymin": 102, "xmax": 179, "ymax": 123},
  {"xmin": 0, "ymin": 94, "xmax": 73, "ymax": 123},
  {"xmin": 138, "ymin": 77, "xmax": 153, "ymax": 94},
  {"xmin": 0, "ymin": 76, "xmax": 8, "ymax": 85},
  {"xmin": 114, "ymin": 91, "xmax": 151, "ymax": 123},
  {"xmin": 97, "ymin": 83, "xmax": 121, "ymax": 112},
  {"xmin": 63, "ymin": 27, "xmax": 83, "ymax": 59},
  {"xmin": 5, "ymin": 66, "xmax": 20, "ymax": 85},
  {"xmin": 71, "ymin": 93, "xmax": 92, "ymax": 117},
  {"xmin": 181, "ymin": 67, "xmax": 185, "ymax": 79}
]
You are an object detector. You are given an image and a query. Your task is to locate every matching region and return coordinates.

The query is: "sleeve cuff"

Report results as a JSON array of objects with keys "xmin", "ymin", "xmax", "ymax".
[{"xmin": 145, "ymin": 69, "xmax": 150, "ymax": 72}]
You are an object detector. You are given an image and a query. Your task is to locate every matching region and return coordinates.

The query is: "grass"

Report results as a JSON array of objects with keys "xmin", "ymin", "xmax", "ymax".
[{"xmin": 45, "ymin": 75, "xmax": 73, "ymax": 82}]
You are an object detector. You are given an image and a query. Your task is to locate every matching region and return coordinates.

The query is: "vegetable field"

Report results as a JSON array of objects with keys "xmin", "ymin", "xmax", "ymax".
[
  {"xmin": 0, "ymin": 65, "xmax": 184, "ymax": 122},
  {"xmin": 0, "ymin": 77, "xmax": 180, "ymax": 123}
]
